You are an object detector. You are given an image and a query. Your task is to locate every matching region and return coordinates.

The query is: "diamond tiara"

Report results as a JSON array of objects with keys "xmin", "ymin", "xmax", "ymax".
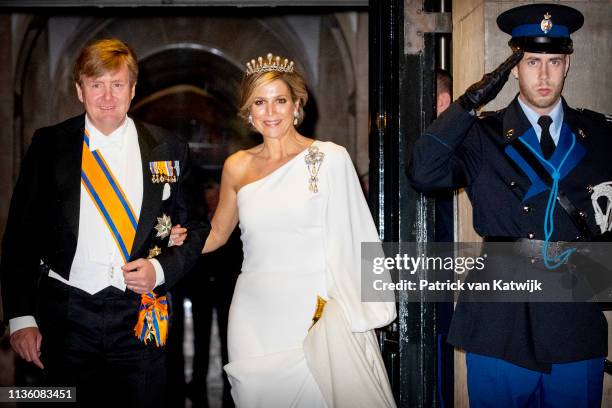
[{"xmin": 245, "ymin": 53, "xmax": 294, "ymax": 76}]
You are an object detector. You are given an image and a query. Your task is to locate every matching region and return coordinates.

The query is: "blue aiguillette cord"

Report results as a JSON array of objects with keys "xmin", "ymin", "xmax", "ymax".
[{"xmin": 518, "ymin": 133, "xmax": 577, "ymax": 269}]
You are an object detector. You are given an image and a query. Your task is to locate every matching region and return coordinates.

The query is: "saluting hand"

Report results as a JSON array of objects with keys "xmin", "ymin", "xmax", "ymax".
[
  {"xmin": 458, "ymin": 50, "xmax": 524, "ymax": 112},
  {"xmin": 122, "ymin": 259, "xmax": 156, "ymax": 294}
]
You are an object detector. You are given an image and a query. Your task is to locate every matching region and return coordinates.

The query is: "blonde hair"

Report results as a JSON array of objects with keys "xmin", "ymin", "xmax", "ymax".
[
  {"xmin": 73, "ymin": 38, "xmax": 138, "ymax": 85},
  {"xmin": 238, "ymin": 69, "xmax": 308, "ymax": 127}
]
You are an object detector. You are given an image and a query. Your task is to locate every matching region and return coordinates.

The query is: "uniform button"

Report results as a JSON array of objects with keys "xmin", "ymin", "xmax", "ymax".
[
  {"xmin": 578, "ymin": 210, "xmax": 586, "ymax": 218},
  {"xmin": 522, "ymin": 205, "xmax": 531, "ymax": 212},
  {"xmin": 510, "ymin": 181, "xmax": 517, "ymax": 187},
  {"xmin": 586, "ymin": 185, "xmax": 594, "ymax": 194},
  {"xmin": 528, "ymin": 232, "xmax": 535, "ymax": 239},
  {"xmin": 578, "ymin": 129, "xmax": 587, "ymax": 139}
]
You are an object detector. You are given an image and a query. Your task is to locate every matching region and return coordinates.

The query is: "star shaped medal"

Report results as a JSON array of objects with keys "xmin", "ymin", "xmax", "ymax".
[{"xmin": 154, "ymin": 214, "xmax": 172, "ymax": 239}]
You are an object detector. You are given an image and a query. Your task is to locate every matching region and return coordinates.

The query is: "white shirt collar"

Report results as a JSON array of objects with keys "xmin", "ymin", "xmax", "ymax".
[
  {"xmin": 85, "ymin": 115, "xmax": 131, "ymax": 151},
  {"xmin": 517, "ymin": 96, "xmax": 564, "ymax": 144}
]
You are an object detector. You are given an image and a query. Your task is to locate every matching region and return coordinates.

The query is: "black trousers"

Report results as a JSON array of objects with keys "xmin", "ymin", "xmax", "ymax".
[
  {"xmin": 166, "ymin": 259, "xmax": 236, "ymax": 408},
  {"xmin": 37, "ymin": 276, "xmax": 166, "ymax": 407}
]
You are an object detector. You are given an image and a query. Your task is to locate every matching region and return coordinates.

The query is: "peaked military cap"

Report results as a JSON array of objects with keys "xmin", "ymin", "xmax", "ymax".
[{"xmin": 497, "ymin": 3, "xmax": 584, "ymax": 54}]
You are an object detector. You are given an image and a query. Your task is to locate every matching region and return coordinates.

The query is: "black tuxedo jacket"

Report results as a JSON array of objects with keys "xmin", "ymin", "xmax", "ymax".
[
  {"xmin": 1, "ymin": 114, "xmax": 210, "ymax": 322},
  {"xmin": 409, "ymin": 97, "xmax": 611, "ymax": 372}
]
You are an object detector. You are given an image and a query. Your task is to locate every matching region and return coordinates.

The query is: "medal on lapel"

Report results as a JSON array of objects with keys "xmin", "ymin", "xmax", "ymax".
[
  {"xmin": 154, "ymin": 214, "xmax": 172, "ymax": 239},
  {"xmin": 147, "ymin": 246, "xmax": 162, "ymax": 259},
  {"xmin": 149, "ymin": 160, "xmax": 180, "ymax": 183}
]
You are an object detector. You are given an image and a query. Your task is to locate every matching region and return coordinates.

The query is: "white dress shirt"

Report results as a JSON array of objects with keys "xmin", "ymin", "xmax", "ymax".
[
  {"xmin": 517, "ymin": 96, "xmax": 563, "ymax": 145},
  {"xmin": 9, "ymin": 115, "xmax": 165, "ymax": 334}
]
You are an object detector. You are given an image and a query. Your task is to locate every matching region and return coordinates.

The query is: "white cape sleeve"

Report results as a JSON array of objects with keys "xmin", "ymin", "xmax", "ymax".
[
  {"xmin": 303, "ymin": 142, "xmax": 397, "ymax": 408},
  {"xmin": 321, "ymin": 143, "xmax": 396, "ymax": 331}
]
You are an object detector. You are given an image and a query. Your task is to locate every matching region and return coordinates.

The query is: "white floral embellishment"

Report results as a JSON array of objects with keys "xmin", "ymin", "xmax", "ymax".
[{"xmin": 305, "ymin": 144, "xmax": 325, "ymax": 193}]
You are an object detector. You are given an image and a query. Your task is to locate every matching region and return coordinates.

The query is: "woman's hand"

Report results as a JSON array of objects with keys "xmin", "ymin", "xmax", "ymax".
[{"xmin": 169, "ymin": 224, "xmax": 187, "ymax": 246}]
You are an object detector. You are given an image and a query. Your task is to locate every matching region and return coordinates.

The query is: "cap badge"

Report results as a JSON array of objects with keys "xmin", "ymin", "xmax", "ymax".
[{"xmin": 540, "ymin": 12, "xmax": 553, "ymax": 34}]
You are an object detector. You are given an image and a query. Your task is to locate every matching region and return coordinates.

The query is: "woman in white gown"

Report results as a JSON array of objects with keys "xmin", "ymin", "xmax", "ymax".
[{"xmin": 173, "ymin": 53, "xmax": 396, "ymax": 408}]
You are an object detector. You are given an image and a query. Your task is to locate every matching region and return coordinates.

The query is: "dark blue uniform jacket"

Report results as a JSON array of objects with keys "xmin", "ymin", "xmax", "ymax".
[{"xmin": 409, "ymin": 97, "xmax": 611, "ymax": 372}]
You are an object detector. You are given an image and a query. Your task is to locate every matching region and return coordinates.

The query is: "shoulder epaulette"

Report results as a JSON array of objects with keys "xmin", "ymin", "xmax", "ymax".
[
  {"xmin": 476, "ymin": 110, "xmax": 504, "ymax": 142},
  {"xmin": 576, "ymin": 107, "xmax": 610, "ymax": 123},
  {"xmin": 477, "ymin": 109, "xmax": 502, "ymax": 120}
]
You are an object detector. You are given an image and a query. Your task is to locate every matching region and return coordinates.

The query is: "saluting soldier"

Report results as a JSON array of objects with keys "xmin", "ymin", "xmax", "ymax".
[{"xmin": 409, "ymin": 4, "xmax": 611, "ymax": 407}]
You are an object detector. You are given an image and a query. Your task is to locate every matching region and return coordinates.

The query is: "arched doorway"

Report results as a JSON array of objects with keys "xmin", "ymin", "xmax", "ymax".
[
  {"xmin": 6, "ymin": 8, "xmax": 370, "ymax": 405},
  {"xmin": 15, "ymin": 11, "xmax": 361, "ymax": 170},
  {"xmin": 130, "ymin": 44, "xmax": 250, "ymax": 180}
]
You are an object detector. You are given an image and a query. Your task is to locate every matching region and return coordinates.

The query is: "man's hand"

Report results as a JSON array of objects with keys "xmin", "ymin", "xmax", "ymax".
[
  {"xmin": 10, "ymin": 327, "xmax": 44, "ymax": 369},
  {"xmin": 169, "ymin": 224, "xmax": 187, "ymax": 247},
  {"xmin": 122, "ymin": 258, "xmax": 156, "ymax": 294},
  {"xmin": 458, "ymin": 50, "xmax": 524, "ymax": 112}
]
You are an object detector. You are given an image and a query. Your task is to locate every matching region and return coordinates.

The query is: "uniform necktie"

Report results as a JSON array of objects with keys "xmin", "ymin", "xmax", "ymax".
[{"xmin": 538, "ymin": 115, "xmax": 555, "ymax": 160}]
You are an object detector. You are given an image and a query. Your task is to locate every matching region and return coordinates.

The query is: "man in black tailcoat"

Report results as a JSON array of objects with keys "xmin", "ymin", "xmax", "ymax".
[{"xmin": 1, "ymin": 38, "xmax": 209, "ymax": 406}]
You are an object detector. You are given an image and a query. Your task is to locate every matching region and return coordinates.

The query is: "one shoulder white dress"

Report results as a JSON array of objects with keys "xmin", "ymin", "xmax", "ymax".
[{"xmin": 224, "ymin": 141, "xmax": 397, "ymax": 408}]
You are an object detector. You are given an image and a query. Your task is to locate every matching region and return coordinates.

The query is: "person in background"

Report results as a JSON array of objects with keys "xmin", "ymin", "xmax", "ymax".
[
  {"xmin": 189, "ymin": 183, "xmax": 241, "ymax": 408},
  {"xmin": 434, "ymin": 68, "xmax": 454, "ymax": 243},
  {"xmin": 169, "ymin": 182, "xmax": 241, "ymax": 408}
]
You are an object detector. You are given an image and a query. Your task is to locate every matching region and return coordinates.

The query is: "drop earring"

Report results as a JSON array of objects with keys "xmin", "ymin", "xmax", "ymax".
[
  {"xmin": 293, "ymin": 111, "xmax": 299, "ymax": 126},
  {"xmin": 248, "ymin": 114, "xmax": 253, "ymax": 126}
]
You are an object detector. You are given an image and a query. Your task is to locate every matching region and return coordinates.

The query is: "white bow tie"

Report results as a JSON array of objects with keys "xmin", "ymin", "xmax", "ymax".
[{"xmin": 90, "ymin": 133, "xmax": 123, "ymax": 151}]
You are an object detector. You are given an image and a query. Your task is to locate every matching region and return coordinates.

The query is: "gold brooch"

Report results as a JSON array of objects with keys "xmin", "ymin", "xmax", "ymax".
[
  {"xmin": 309, "ymin": 295, "xmax": 327, "ymax": 330},
  {"xmin": 147, "ymin": 246, "xmax": 162, "ymax": 259}
]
